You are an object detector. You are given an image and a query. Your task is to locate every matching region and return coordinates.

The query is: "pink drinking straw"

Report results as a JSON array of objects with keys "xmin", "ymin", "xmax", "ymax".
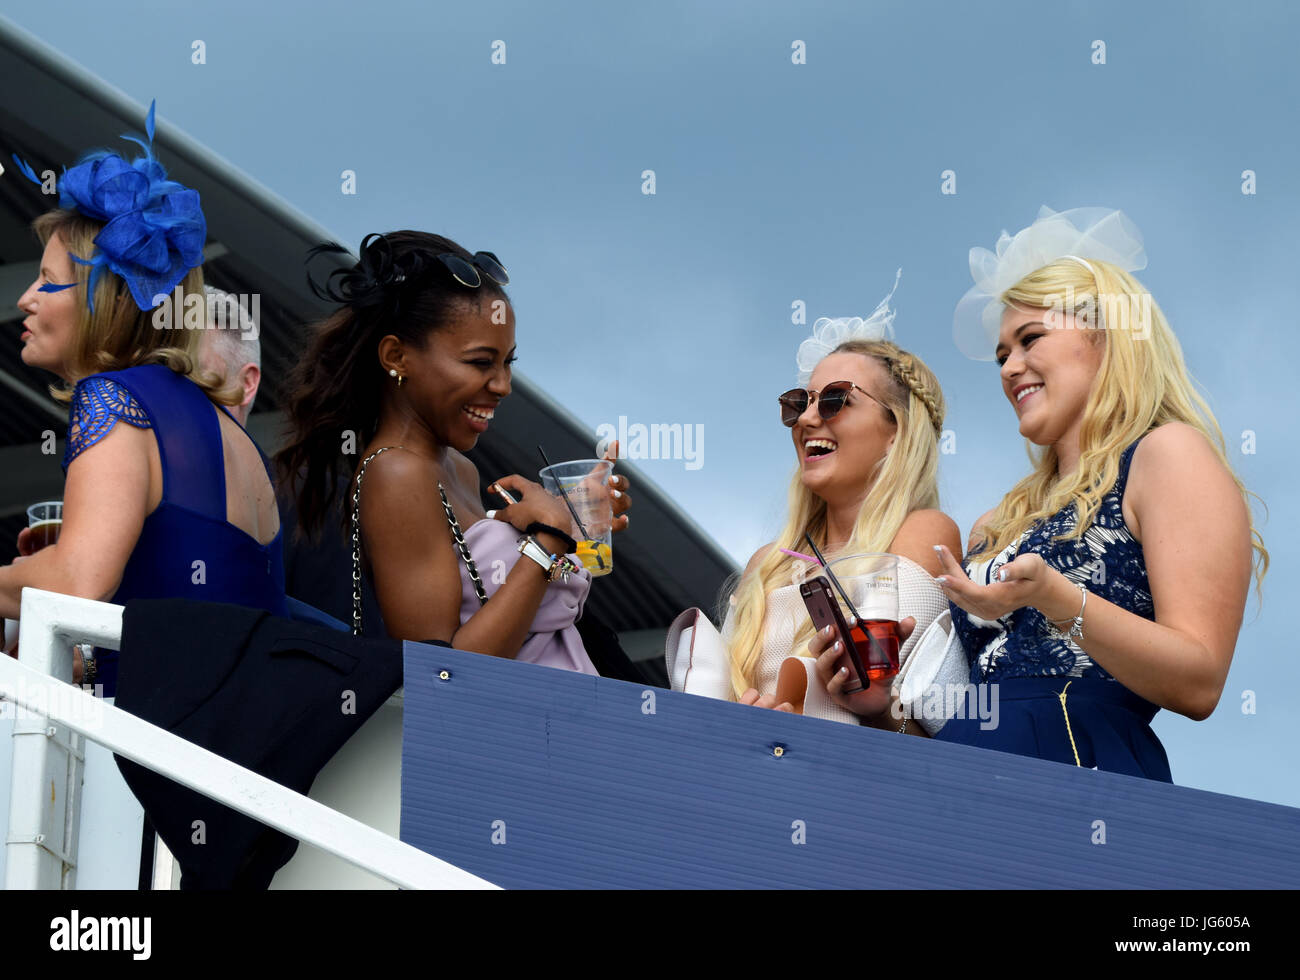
[{"xmin": 779, "ymin": 547, "xmax": 823, "ymax": 565}]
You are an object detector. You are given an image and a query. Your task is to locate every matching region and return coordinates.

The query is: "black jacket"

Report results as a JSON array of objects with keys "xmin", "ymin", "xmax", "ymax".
[{"xmin": 113, "ymin": 598, "xmax": 405, "ymax": 889}]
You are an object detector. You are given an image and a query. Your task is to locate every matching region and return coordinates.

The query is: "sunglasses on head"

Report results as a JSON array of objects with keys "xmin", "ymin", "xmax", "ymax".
[
  {"xmin": 778, "ymin": 381, "xmax": 893, "ymax": 428},
  {"xmin": 438, "ymin": 250, "xmax": 509, "ymax": 288}
]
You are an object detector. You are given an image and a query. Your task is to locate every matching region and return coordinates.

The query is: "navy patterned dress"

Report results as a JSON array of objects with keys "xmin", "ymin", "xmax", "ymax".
[
  {"xmin": 63, "ymin": 364, "xmax": 288, "ymax": 696},
  {"xmin": 934, "ymin": 436, "xmax": 1173, "ymax": 782}
]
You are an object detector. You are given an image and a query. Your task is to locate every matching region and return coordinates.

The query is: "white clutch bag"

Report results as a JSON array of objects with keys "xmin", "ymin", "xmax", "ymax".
[
  {"xmin": 665, "ymin": 607, "xmax": 733, "ymax": 700},
  {"xmin": 896, "ymin": 609, "xmax": 970, "ymax": 736},
  {"xmin": 663, "ymin": 609, "xmax": 858, "ymax": 725}
]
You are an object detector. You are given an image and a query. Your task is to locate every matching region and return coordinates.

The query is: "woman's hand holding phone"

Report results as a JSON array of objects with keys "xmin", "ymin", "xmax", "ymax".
[
  {"xmin": 736, "ymin": 614, "xmax": 918, "ymax": 720},
  {"xmin": 488, "ymin": 476, "xmax": 576, "ymax": 554},
  {"xmin": 812, "ymin": 616, "xmax": 916, "ymax": 721}
]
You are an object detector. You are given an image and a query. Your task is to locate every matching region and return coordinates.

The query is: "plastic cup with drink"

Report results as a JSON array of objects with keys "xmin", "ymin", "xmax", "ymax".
[
  {"xmin": 825, "ymin": 553, "xmax": 902, "ymax": 682},
  {"xmin": 27, "ymin": 500, "xmax": 63, "ymax": 551},
  {"xmin": 5, "ymin": 501, "xmax": 64, "ymax": 654},
  {"xmin": 538, "ymin": 459, "xmax": 614, "ymax": 577}
]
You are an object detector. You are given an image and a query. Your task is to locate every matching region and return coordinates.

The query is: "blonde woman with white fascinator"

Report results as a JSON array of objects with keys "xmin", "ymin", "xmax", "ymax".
[
  {"xmin": 714, "ymin": 273, "xmax": 962, "ymax": 733},
  {"xmin": 932, "ymin": 206, "xmax": 1269, "ymax": 781}
]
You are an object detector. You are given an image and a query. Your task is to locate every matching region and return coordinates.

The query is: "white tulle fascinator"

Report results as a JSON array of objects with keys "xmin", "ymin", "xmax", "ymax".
[
  {"xmin": 796, "ymin": 268, "xmax": 902, "ymax": 385},
  {"xmin": 952, "ymin": 206, "xmax": 1147, "ymax": 361}
]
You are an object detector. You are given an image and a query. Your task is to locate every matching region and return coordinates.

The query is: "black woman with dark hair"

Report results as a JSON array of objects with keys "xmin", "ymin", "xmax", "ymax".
[{"xmin": 277, "ymin": 232, "xmax": 631, "ymax": 670}]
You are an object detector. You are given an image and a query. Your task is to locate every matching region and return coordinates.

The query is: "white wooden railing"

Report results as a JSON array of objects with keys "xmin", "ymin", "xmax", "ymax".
[{"xmin": 1, "ymin": 587, "xmax": 497, "ymax": 890}]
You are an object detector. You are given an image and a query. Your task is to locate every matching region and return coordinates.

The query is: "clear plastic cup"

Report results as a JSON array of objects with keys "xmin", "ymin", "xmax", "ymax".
[
  {"xmin": 538, "ymin": 459, "xmax": 614, "ymax": 577},
  {"xmin": 825, "ymin": 553, "xmax": 901, "ymax": 680},
  {"xmin": 26, "ymin": 500, "xmax": 63, "ymax": 551}
]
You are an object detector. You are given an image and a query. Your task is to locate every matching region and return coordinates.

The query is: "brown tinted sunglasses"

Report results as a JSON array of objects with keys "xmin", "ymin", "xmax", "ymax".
[{"xmin": 778, "ymin": 381, "xmax": 893, "ymax": 427}]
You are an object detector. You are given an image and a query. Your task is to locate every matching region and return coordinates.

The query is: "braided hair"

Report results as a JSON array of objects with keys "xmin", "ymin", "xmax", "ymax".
[
  {"xmin": 882, "ymin": 347, "xmax": 945, "ymax": 437},
  {"xmin": 828, "ymin": 339, "xmax": 946, "ymax": 438}
]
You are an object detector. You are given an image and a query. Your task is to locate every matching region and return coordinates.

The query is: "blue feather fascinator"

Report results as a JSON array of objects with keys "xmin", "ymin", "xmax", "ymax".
[{"xmin": 12, "ymin": 100, "xmax": 207, "ymax": 312}]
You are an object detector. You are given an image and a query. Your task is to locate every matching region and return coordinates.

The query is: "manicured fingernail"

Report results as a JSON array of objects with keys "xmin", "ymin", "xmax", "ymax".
[
  {"xmin": 821, "ymin": 626, "xmax": 832, "ymax": 636},
  {"xmin": 611, "ymin": 489, "xmax": 622, "ymax": 498},
  {"xmin": 933, "ymin": 545, "xmax": 944, "ymax": 553},
  {"xmin": 486, "ymin": 510, "xmax": 497, "ymax": 519},
  {"xmin": 997, "ymin": 569, "xmax": 1006, "ymax": 582},
  {"xmin": 833, "ymin": 641, "xmax": 843, "ymax": 652},
  {"xmin": 935, "ymin": 575, "xmax": 947, "ymax": 585},
  {"xmin": 839, "ymin": 667, "xmax": 848, "ymax": 676}
]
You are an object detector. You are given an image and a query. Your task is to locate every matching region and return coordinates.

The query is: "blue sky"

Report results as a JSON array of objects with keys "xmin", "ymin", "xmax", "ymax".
[{"xmin": 4, "ymin": 0, "xmax": 1297, "ymax": 808}]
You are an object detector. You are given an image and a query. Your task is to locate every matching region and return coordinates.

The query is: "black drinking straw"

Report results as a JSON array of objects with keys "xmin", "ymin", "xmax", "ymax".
[
  {"xmin": 803, "ymin": 532, "xmax": 892, "ymax": 669},
  {"xmin": 803, "ymin": 533, "xmax": 861, "ymax": 620},
  {"xmin": 538, "ymin": 445, "xmax": 591, "ymax": 540}
]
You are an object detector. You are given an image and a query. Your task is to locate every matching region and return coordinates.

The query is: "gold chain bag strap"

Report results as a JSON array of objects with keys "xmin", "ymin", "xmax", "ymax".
[
  {"xmin": 351, "ymin": 445, "xmax": 490, "ymax": 637},
  {"xmin": 436, "ymin": 484, "xmax": 489, "ymax": 606},
  {"xmin": 351, "ymin": 446, "xmax": 400, "ymax": 636}
]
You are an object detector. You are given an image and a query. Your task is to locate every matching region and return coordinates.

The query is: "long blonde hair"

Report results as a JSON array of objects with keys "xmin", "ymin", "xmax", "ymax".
[
  {"xmin": 722, "ymin": 340, "xmax": 946, "ymax": 698},
  {"xmin": 32, "ymin": 210, "xmax": 237, "ymax": 405},
  {"xmin": 975, "ymin": 258, "xmax": 1268, "ymax": 596}
]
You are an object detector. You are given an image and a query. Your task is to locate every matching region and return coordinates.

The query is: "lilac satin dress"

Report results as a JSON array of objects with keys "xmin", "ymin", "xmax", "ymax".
[{"xmin": 454, "ymin": 520, "xmax": 598, "ymax": 675}]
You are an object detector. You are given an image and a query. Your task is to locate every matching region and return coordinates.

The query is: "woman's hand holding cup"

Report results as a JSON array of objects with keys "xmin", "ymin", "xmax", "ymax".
[{"xmin": 601, "ymin": 441, "xmax": 631, "ymax": 532}]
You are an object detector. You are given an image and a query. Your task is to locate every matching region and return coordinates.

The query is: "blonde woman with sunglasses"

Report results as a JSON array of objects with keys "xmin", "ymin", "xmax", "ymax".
[{"xmin": 723, "ymin": 278, "xmax": 962, "ymax": 731}]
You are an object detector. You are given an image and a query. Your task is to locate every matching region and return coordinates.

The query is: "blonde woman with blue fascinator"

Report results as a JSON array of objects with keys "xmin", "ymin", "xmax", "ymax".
[
  {"xmin": 0, "ymin": 102, "xmax": 287, "ymax": 695},
  {"xmin": 720, "ymin": 274, "xmax": 962, "ymax": 733},
  {"xmin": 932, "ymin": 206, "xmax": 1268, "ymax": 781}
]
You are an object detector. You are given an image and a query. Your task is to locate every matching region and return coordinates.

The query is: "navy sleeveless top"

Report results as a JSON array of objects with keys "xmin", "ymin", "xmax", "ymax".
[
  {"xmin": 62, "ymin": 364, "xmax": 288, "ymax": 696},
  {"xmin": 952, "ymin": 437, "xmax": 1153, "ymax": 683}
]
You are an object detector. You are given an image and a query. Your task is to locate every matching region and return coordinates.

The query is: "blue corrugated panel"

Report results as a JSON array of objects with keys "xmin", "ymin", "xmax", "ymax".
[{"xmin": 400, "ymin": 642, "xmax": 1300, "ymax": 889}]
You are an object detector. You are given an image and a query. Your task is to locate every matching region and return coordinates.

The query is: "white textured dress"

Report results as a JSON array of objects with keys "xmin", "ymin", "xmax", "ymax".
[{"xmin": 723, "ymin": 555, "xmax": 949, "ymax": 725}]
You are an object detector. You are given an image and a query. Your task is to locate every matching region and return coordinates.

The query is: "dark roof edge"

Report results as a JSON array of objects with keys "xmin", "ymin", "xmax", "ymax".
[
  {"xmin": 0, "ymin": 13, "xmax": 345, "ymax": 254},
  {"xmin": 1, "ymin": 12, "xmax": 739, "ymax": 578}
]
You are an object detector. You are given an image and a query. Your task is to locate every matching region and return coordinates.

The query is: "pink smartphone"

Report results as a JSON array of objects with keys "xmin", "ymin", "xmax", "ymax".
[{"xmin": 799, "ymin": 576, "xmax": 868, "ymax": 692}]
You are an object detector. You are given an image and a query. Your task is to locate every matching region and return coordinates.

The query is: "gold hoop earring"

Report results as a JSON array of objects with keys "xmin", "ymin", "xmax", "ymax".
[{"xmin": 397, "ymin": 375, "xmax": 405, "ymax": 387}]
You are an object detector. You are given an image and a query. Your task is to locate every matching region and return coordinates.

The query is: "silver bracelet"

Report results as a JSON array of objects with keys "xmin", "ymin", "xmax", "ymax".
[
  {"xmin": 1048, "ymin": 583, "xmax": 1088, "ymax": 641},
  {"xmin": 79, "ymin": 643, "xmax": 97, "ymax": 687}
]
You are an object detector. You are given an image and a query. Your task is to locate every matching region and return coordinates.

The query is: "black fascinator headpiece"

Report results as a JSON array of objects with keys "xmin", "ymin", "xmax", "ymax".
[
  {"xmin": 306, "ymin": 233, "xmax": 422, "ymax": 309},
  {"xmin": 306, "ymin": 232, "xmax": 510, "ymax": 313}
]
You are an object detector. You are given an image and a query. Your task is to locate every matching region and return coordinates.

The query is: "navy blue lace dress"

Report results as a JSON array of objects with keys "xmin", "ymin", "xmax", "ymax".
[
  {"xmin": 63, "ymin": 364, "xmax": 288, "ymax": 696},
  {"xmin": 934, "ymin": 436, "xmax": 1173, "ymax": 782}
]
